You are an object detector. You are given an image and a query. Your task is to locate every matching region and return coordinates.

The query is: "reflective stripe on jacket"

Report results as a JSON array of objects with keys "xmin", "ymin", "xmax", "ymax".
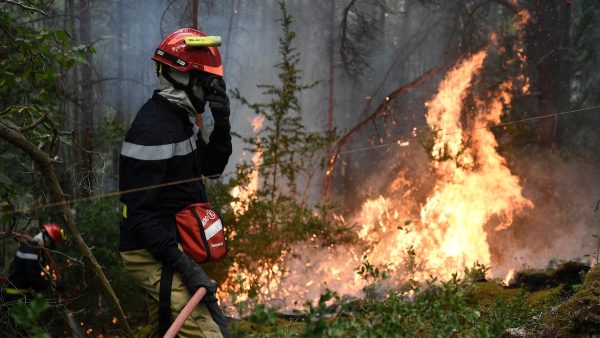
[
  {"xmin": 8, "ymin": 243, "xmax": 50, "ymax": 291},
  {"xmin": 119, "ymin": 91, "xmax": 232, "ymax": 265},
  {"xmin": 3, "ymin": 287, "xmax": 32, "ymax": 295}
]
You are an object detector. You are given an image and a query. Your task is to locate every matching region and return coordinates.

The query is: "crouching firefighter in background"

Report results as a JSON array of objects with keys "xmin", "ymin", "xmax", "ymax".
[
  {"xmin": 0, "ymin": 223, "xmax": 66, "ymax": 303},
  {"xmin": 119, "ymin": 28, "xmax": 232, "ymax": 338}
]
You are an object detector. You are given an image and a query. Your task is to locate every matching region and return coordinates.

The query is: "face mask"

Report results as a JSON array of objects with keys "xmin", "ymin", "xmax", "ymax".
[
  {"xmin": 43, "ymin": 233, "xmax": 53, "ymax": 248},
  {"xmin": 188, "ymin": 72, "xmax": 220, "ymax": 114},
  {"xmin": 191, "ymin": 72, "xmax": 221, "ymax": 95},
  {"xmin": 188, "ymin": 76, "xmax": 206, "ymax": 113},
  {"xmin": 161, "ymin": 67, "xmax": 220, "ymax": 114},
  {"xmin": 191, "ymin": 83, "xmax": 205, "ymax": 102}
]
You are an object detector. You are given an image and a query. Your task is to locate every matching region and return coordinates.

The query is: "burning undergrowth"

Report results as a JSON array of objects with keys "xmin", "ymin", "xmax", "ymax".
[
  {"xmin": 221, "ymin": 48, "xmax": 537, "ymax": 313},
  {"xmin": 286, "ymin": 49, "xmax": 531, "ymax": 307},
  {"xmin": 219, "ymin": 14, "xmax": 599, "ymax": 315}
]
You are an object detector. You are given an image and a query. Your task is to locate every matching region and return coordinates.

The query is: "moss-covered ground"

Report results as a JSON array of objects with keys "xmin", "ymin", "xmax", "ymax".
[{"xmin": 228, "ymin": 263, "xmax": 598, "ymax": 337}]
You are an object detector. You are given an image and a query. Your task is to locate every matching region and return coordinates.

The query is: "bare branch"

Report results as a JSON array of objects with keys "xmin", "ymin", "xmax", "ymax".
[
  {"xmin": 3, "ymin": 0, "xmax": 48, "ymax": 16},
  {"xmin": 18, "ymin": 114, "xmax": 49, "ymax": 132},
  {"xmin": 0, "ymin": 118, "xmax": 133, "ymax": 337},
  {"xmin": 340, "ymin": 0, "xmax": 388, "ymax": 77},
  {"xmin": 324, "ymin": 63, "xmax": 449, "ymax": 195},
  {"xmin": 160, "ymin": 0, "xmax": 179, "ymax": 37}
]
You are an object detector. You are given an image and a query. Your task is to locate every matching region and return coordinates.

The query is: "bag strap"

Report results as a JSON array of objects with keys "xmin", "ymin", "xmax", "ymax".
[
  {"xmin": 188, "ymin": 137, "xmax": 200, "ymax": 178},
  {"xmin": 190, "ymin": 207, "xmax": 212, "ymax": 262},
  {"xmin": 188, "ymin": 137, "xmax": 210, "ymax": 202},
  {"xmin": 159, "ymin": 263, "xmax": 176, "ymax": 337}
]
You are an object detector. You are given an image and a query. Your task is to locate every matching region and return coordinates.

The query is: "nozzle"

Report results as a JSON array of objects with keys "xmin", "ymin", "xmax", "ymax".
[{"xmin": 184, "ymin": 36, "xmax": 222, "ymax": 47}]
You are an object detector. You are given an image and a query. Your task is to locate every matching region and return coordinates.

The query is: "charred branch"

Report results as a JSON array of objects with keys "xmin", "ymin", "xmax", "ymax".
[{"xmin": 324, "ymin": 63, "xmax": 448, "ymax": 196}]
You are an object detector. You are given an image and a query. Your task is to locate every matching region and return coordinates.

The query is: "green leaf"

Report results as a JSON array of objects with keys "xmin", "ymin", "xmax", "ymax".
[
  {"xmin": 54, "ymin": 30, "xmax": 70, "ymax": 42},
  {"xmin": 0, "ymin": 172, "xmax": 13, "ymax": 186},
  {"xmin": 58, "ymin": 134, "xmax": 73, "ymax": 145}
]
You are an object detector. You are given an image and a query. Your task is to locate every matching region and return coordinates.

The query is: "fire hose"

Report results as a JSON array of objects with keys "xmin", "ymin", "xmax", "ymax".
[{"xmin": 163, "ymin": 287, "xmax": 207, "ymax": 338}]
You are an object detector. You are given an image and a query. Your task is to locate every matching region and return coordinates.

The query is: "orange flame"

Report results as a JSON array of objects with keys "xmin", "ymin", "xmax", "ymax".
[
  {"xmin": 220, "ymin": 49, "xmax": 533, "ymax": 312},
  {"xmin": 229, "ymin": 150, "xmax": 262, "ymax": 216},
  {"xmin": 503, "ymin": 268, "xmax": 515, "ymax": 286},
  {"xmin": 348, "ymin": 51, "xmax": 533, "ymax": 282},
  {"xmin": 250, "ymin": 114, "xmax": 265, "ymax": 133},
  {"xmin": 230, "ymin": 116, "xmax": 264, "ymax": 216}
]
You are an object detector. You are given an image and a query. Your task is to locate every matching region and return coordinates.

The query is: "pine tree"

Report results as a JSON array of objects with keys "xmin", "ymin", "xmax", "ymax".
[{"xmin": 220, "ymin": 0, "xmax": 348, "ymax": 298}]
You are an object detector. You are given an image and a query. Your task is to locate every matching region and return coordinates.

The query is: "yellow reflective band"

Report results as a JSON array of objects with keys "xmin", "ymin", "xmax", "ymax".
[
  {"xmin": 122, "ymin": 205, "xmax": 127, "ymax": 219},
  {"xmin": 4, "ymin": 287, "xmax": 31, "ymax": 295},
  {"xmin": 184, "ymin": 36, "xmax": 222, "ymax": 47},
  {"xmin": 60, "ymin": 228, "xmax": 67, "ymax": 241}
]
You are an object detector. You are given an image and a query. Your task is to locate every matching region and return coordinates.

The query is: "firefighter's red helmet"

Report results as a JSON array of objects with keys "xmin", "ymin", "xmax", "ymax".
[
  {"xmin": 152, "ymin": 28, "xmax": 223, "ymax": 77},
  {"xmin": 43, "ymin": 223, "xmax": 66, "ymax": 246}
]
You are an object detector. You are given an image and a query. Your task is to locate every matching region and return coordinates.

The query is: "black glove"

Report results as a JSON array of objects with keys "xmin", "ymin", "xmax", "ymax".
[
  {"xmin": 206, "ymin": 78, "xmax": 230, "ymax": 128},
  {"xmin": 172, "ymin": 253, "xmax": 217, "ymax": 295}
]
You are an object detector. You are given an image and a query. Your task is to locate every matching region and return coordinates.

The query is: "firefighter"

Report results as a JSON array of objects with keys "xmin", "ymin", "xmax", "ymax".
[
  {"xmin": 119, "ymin": 28, "xmax": 232, "ymax": 338},
  {"xmin": 1, "ymin": 223, "xmax": 66, "ymax": 302}
]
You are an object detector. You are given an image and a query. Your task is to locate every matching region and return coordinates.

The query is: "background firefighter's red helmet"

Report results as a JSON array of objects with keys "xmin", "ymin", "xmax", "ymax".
[
  {"xmin": 152, "ymin": 28, "xmax": 223, "ymax": 77},
  {"xmin": 43, "ymin": 223, "xmax": 65, "ymax": 247}
]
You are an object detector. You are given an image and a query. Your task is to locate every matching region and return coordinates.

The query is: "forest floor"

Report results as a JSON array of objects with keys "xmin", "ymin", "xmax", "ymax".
[{"xmin": 228, "ymin": 262, "xmax": 600, "ymax": 337}]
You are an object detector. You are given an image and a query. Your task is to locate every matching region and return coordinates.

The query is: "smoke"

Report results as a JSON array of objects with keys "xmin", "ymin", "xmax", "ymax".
[
  {"xmin": 89, "ymin": 0, "xmax": 451, "ymax": 182},
  {"xmin": 490, "ymin": 146, "xmax": 600, "ymax": 276},
  {"xmin": 91, "ymin": 0, "xmax": 600, "ymax": 304}
]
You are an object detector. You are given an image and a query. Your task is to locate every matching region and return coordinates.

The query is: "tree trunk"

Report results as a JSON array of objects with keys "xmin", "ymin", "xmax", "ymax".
[
  {"xmin": 0, "ymin": 120, "xmax": 134, "ymax": 338},
  {"xmin": 528, "ymin": 0, "xmax": 572, "ymax": 149},
  {"xmin": 323, "ymin": 0, "xmax": 336, "ymax": 198},
  {"xmin": 327, "ymin": 1, "xmax": 335, "ymax": 135},
  {"xmin": 62, "ymin": 0, "xmax": 77, "ymax": 197},
  {"xmin": 192, "ymin": 0, "xmax": 199, "ymax": 29},
  {"xmin": 78, "ymin": 0, "xmax": 95, "ymax": 193},
  {"xmin": 224, "ymin": 0, "xmax": 237, "ymax": 67},
  {"xmin": 116, "ymin": 0, "xmax": 124, "ymax": 123}
]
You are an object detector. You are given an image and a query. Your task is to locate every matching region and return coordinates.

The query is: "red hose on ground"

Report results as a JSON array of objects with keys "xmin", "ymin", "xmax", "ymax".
[{"xmin": 163, "ymin": 287, "xmax": 207, "ymax": 338}]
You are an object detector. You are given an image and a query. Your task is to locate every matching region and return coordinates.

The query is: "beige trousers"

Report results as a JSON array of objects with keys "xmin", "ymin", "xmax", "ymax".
[{"xmin": 121, "ymin": 249, "xmax": 223, "ymax": 338}]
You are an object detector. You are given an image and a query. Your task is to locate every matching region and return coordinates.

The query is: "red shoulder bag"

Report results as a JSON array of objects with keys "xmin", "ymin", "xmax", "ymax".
[{"xmin": 175, "ymin": 203, "xmax": 227, "ymax": 263}]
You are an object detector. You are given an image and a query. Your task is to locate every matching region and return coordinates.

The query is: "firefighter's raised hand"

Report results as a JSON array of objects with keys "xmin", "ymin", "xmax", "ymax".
[
  {"xmin": 173, "ymin": 253, "xmax": 217, "ymax": 295},
  {"xmin": 206, "ymin": 78, "xmax": 230, "ymax": 128}
]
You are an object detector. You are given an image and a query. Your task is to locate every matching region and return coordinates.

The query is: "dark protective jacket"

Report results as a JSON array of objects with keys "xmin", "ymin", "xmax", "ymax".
[
  {"xmin": 119, "ymin": 92, "xmax": 232, "ymax": 265},
  {"xmin": 8, "ymin": 242, "xmax": 51, "ymax": 291}
]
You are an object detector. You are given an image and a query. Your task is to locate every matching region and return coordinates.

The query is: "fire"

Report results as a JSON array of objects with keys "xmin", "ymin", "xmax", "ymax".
[
  {"xmin": 221, "ymin": 46, "xmax": 533, "ymax": 312},
  {"xmin": 516, "ymin": 10, "xmax": 530, "ymax": 27},
  {"xmin": 250, "ymin": 114, "xmax": 265, "ymax": 133},
  {"xmin": 512, "ymin": 10, "xmax": 531, "ymax": 94},
  {"xmin": 229, "ymin": 150, "xmax": 262, "ymax": 216},
  {"xmin": 218, "ymin": 260, "xmax": 288, "ymax": 310},
  {"xmin": 41, "ymin": 264, "xmax": 58, "ymax": 281},
  {"xmin": 427, "ymin": 51, "xmax": 487, "ymax": 162},
  {"xmin": 344, "ymin": 51, "xmax": 532, "ymax": 283},
  {"xmin": 503, "ymin": 268, "xmax": 515, "ymax": 286},
  {"xmin": 229, "ymin": 116, "xmax": 264, "ymax": 216},
  {"xmin": 416, "ymin": 52, "xmax": 533, "ymax": 278}
]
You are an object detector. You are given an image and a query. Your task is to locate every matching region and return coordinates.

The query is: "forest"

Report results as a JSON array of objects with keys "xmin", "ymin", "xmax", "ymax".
[{"xmin": 0, "ymin": 0, "xmax": 599, "ymax": 337}]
